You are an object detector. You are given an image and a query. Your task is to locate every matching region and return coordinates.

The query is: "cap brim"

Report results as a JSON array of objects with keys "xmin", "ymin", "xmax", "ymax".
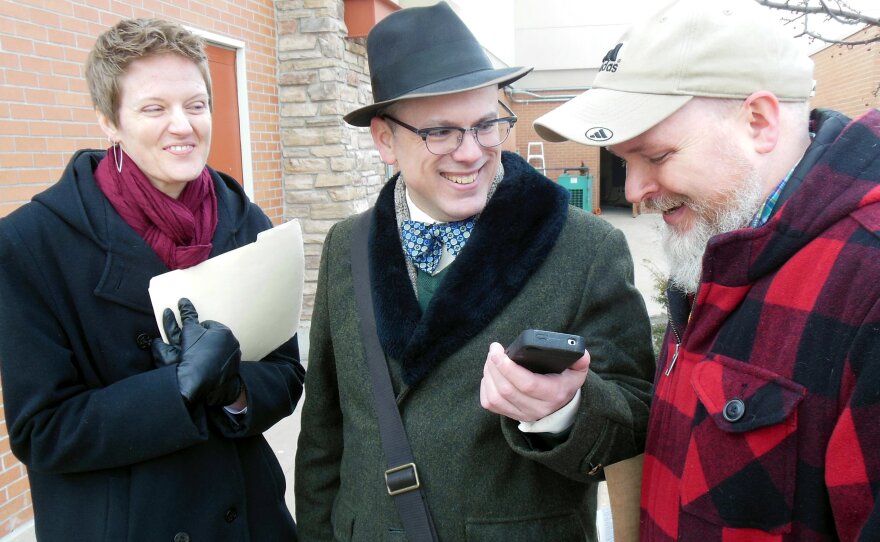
[
  {"xmin": 344, "ymin": 66, "xmax": 533, "ymax": 127},
  {"xmin": 533, "ymin": 88, "xmax": 693, "ymax": 146}
]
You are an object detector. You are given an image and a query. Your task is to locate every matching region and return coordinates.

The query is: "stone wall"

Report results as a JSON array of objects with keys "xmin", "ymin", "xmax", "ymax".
[{"xmin": 276, "ymin": 0, "xmax": 386, "ymax": 322}]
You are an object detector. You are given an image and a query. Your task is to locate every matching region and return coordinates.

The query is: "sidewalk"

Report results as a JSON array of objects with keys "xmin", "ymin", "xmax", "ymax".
[{"xmin": 597, "ymin": 206, "xmax": 668, "ymax": 318}]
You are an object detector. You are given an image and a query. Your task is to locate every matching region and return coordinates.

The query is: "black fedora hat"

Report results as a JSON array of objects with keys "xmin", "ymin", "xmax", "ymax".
[{"xmin": 343, "ymin": 1, "xmax": 532, "ymax": 127}]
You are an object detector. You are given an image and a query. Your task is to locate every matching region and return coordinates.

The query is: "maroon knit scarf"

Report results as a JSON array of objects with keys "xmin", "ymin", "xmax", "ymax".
[{"xmin": 94, "ymin": 146, "xmax": 218, "ymax": 270}]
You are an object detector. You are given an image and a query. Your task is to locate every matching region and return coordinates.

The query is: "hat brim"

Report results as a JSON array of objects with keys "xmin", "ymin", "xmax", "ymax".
[
  {"xmin": 533, "ymin": 88, "xmax": 693, "ymax": 147},
  {"xmin": 344, "ymin": 66, "xmax": 533, "ymax": 127}
]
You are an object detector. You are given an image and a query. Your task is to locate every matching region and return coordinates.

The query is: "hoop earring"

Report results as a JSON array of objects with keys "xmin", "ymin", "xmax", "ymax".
[{"xmin": 111, "ymin": 141, "xmax": 123, "ymax": 173}]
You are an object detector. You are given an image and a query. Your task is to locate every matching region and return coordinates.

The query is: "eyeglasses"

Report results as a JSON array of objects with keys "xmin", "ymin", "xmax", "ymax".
[{"xmin": 380, "ymin": 101, "xmax": 518, "ymax": 155}]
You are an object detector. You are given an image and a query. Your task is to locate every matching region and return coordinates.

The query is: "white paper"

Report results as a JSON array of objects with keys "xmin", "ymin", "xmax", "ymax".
[{"xmin": 148, "ymin": 219, "xmax": 304, "ymax": 361}]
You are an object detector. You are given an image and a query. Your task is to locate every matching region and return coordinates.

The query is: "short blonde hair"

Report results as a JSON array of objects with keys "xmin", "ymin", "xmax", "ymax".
[{"xmin": 85, "ymin": 18, "xmax": 212, "ymax": 127}]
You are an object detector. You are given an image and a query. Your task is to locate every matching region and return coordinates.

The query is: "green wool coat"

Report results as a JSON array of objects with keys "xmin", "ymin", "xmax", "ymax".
[{"xmin": 295, "ymin": 152, "xmax": 655, "ymax": 541}]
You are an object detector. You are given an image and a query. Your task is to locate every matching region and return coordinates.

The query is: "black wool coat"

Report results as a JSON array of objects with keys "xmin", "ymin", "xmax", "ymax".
[{"xmin": 0, "ymin": 150, "xmax": 304, "ymax": 541}]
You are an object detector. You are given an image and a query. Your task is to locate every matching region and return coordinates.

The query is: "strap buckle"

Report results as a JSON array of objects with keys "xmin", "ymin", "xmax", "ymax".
[{"xmin": 385, "ymin": 462, "xmax": 421, "ymax": 496}]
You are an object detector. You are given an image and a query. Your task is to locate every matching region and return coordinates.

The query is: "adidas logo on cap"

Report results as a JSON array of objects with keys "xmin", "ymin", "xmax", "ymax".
[
  {"xmin": 598, "ymin": 43, "xmax": 623, "ymax": 74},
  {"xmin": 586, "ymin": 128, "xmax": 613, "ymax": 142}
]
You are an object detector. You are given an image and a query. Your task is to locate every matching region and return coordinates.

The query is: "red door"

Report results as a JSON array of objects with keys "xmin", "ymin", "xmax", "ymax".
[{"xmin": 205, "ymin": 45, "xmax": 244, "ymax": 184}]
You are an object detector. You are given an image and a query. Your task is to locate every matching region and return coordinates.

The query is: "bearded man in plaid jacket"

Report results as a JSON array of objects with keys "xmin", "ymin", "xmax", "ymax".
[{"xmin": 534, "ymin": 0, "xmax": 880, "ymax": 539}]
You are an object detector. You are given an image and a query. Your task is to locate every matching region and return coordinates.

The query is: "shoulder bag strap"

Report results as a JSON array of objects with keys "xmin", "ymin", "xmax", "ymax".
[{"xmin": 350, "ymin": 208, "xmax": 438, "ymax": 542}]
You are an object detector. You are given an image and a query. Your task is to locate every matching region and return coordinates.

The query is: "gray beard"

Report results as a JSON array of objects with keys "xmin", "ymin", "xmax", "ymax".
[{"xmin": 659, "ymin": 172, "xmax": 766, "ymax": 294}]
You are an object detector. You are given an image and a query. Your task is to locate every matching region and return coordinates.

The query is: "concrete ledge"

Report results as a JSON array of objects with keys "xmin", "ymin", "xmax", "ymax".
[{"xmin": 0, "ymin": 521, "xmax": 35, "ymax": 542}]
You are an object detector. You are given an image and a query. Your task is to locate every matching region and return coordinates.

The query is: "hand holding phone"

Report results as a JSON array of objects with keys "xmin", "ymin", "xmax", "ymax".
[{"xmin": 505, "ymin": 329, "xmax": 585, "ymax": 374}]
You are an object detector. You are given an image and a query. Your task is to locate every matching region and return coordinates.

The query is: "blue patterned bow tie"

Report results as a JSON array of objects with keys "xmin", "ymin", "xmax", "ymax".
[{"xmin": 401, "ymin": 218, "xmax": 476, "ymax": 274}]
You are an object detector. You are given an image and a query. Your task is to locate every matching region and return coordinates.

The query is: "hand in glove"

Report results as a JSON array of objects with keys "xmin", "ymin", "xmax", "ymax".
[
  {"xmin": 151, "ymin": 306, "xmax": 184, "ymax": 365},
  {"xmin": 151, "ymin": 298, "xmax": 243, "ymax": 406}
]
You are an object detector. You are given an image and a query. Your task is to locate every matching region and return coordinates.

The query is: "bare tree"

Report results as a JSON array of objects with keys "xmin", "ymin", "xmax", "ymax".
[{"xmin": 754, "ymin": 0, "xmax": 879, "ymax": 45}]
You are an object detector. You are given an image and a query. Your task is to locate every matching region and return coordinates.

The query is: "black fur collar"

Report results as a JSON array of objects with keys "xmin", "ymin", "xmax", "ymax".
[{"xmin": 368, "ymin": 152, "xmax": 570, "ymax": 385}]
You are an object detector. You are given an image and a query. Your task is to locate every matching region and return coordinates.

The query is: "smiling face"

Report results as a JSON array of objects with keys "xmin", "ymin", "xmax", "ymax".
[
  {"xmin": 97, "ymin": 53, "xmax": 211, "ymax": 199},
  {"xmin": 613, "ymin": 100, "xmax": 753, "ymax": 230},
  {"xmin": 611, "ymin": 98, "xmax": 770, "ymax": 292},
  {"xmin": 370, "ymin": 86, "xmax": 503, "ymax": 222}
]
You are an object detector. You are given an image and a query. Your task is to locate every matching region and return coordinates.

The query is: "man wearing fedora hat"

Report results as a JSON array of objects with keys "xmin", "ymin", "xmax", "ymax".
[
  {"xmin": 535, "ymin": 0, "xmax": 880, "ymax": 539},
  {"xmin": 295, "ymin": 2, "xmax": 655, "ymax": 541}
]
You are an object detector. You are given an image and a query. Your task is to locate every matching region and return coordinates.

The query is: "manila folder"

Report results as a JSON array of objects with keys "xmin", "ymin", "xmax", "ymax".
[{"xmin": 148, "ymin": 219, "xmax": 304, "ymax": 361}]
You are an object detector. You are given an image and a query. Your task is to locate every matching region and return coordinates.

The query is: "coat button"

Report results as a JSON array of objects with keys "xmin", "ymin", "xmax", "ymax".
[
  {"xmin": 173, "ymin": 533, "xmax": 190, "ymax": 542},
  {"xmin": 225, "ymin": 507, "xmax": 238, "ymax": 523},
  {"xmin": 136, "ymin": 333, "xmax": 153, "ymax": 350},
  {"xmin": 723, "ymin": 398, "xmax": 745, "ymax": 422}
]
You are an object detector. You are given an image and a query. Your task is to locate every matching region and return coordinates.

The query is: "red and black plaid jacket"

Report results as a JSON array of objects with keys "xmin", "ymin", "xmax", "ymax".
[{"xmin": 641, "ymin": 108, "xmax": 880, "ymax": 541}]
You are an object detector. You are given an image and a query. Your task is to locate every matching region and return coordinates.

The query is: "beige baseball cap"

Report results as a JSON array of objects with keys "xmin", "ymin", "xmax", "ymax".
[{"xmin": 533, "ymin": 0, "xmax": 814, "ymax": 147}]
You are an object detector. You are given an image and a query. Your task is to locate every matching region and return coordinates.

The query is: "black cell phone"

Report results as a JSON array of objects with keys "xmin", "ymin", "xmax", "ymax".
[{"xmin": 505, "ymin": 329, "xmax": 585, "ymax": 374}]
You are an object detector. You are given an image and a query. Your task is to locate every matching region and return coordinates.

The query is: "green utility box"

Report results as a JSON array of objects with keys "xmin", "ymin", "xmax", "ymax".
[{"xmin": 557, "ymin": 168, "xmax": 593, "ymax": 213}]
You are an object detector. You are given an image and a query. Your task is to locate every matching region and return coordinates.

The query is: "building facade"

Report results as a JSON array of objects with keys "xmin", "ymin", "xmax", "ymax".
[{"xmin": 810, "ymin": 26, "xmax": 880, "ymax": 119}]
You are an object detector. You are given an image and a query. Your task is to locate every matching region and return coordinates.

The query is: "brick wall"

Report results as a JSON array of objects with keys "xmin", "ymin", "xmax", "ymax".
[
  {"xmin": 0, "ymin": 0, "xmax": 284, "ymax": 536},
  {"xmin": 511, "ymin": 93, "xmax": 601, "ymax": 213},
  {"xmin": 810, "ymin": 26, "xmax": 880, "ymax": 119}
]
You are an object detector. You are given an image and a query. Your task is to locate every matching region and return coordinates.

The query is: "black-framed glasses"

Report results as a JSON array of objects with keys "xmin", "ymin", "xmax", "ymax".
[{"xmin": 380, "ymin": 101, "xmax": 518, "ymax": 155}]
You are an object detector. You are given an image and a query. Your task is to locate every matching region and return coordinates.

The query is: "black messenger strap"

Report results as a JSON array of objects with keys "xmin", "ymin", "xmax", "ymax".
[{"xmin": 350, "ymin": 209, "xmax": 438, "ymax": 542}]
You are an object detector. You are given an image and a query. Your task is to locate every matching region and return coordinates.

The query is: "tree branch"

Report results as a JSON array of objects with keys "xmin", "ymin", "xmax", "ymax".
[
  {"xmin": 753, "ymin": 0, "xmax": 880, "ymax": 45},
  {"xmin": 800, "ymin": 29, "xmax": 880, "ymax": 45},
  {"xmin": 818, "ymin": 0, "xmax": 861, "ymax": 25},
  {"xmin": 753, "ymin": 0, "xmax": 880, "ymax": 27}
]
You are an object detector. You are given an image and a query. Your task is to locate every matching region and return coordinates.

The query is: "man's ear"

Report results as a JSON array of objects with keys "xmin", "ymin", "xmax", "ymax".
[
  {"xmin": 741, "ymin": 91, "xmax": 780, "ymax": 155},
  {"xmin": 370, "ymin": 116, "xmax": 397, "ymax": 165},
  {"xmin": 96, "ymin": 110, "xmax": 118, "ymax": 142}
]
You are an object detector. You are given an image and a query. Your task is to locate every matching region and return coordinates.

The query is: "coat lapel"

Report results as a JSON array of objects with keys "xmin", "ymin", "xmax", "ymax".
[
  {"xmin": 68, "ymin": 153, "xmax": 242, "ymax": 315},
  {"xmin": 37, "ymin": 150, "xmax": 162, "ymax": 315},
  {"xmin": 369, "ymin": 152, "xmax": 570, "ymax": 385}
]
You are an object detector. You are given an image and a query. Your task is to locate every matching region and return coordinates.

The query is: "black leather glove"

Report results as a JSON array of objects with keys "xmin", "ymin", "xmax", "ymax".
[{"xmin": 151, "ymin": 298, "xmax": 243, "ymax": 406}]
